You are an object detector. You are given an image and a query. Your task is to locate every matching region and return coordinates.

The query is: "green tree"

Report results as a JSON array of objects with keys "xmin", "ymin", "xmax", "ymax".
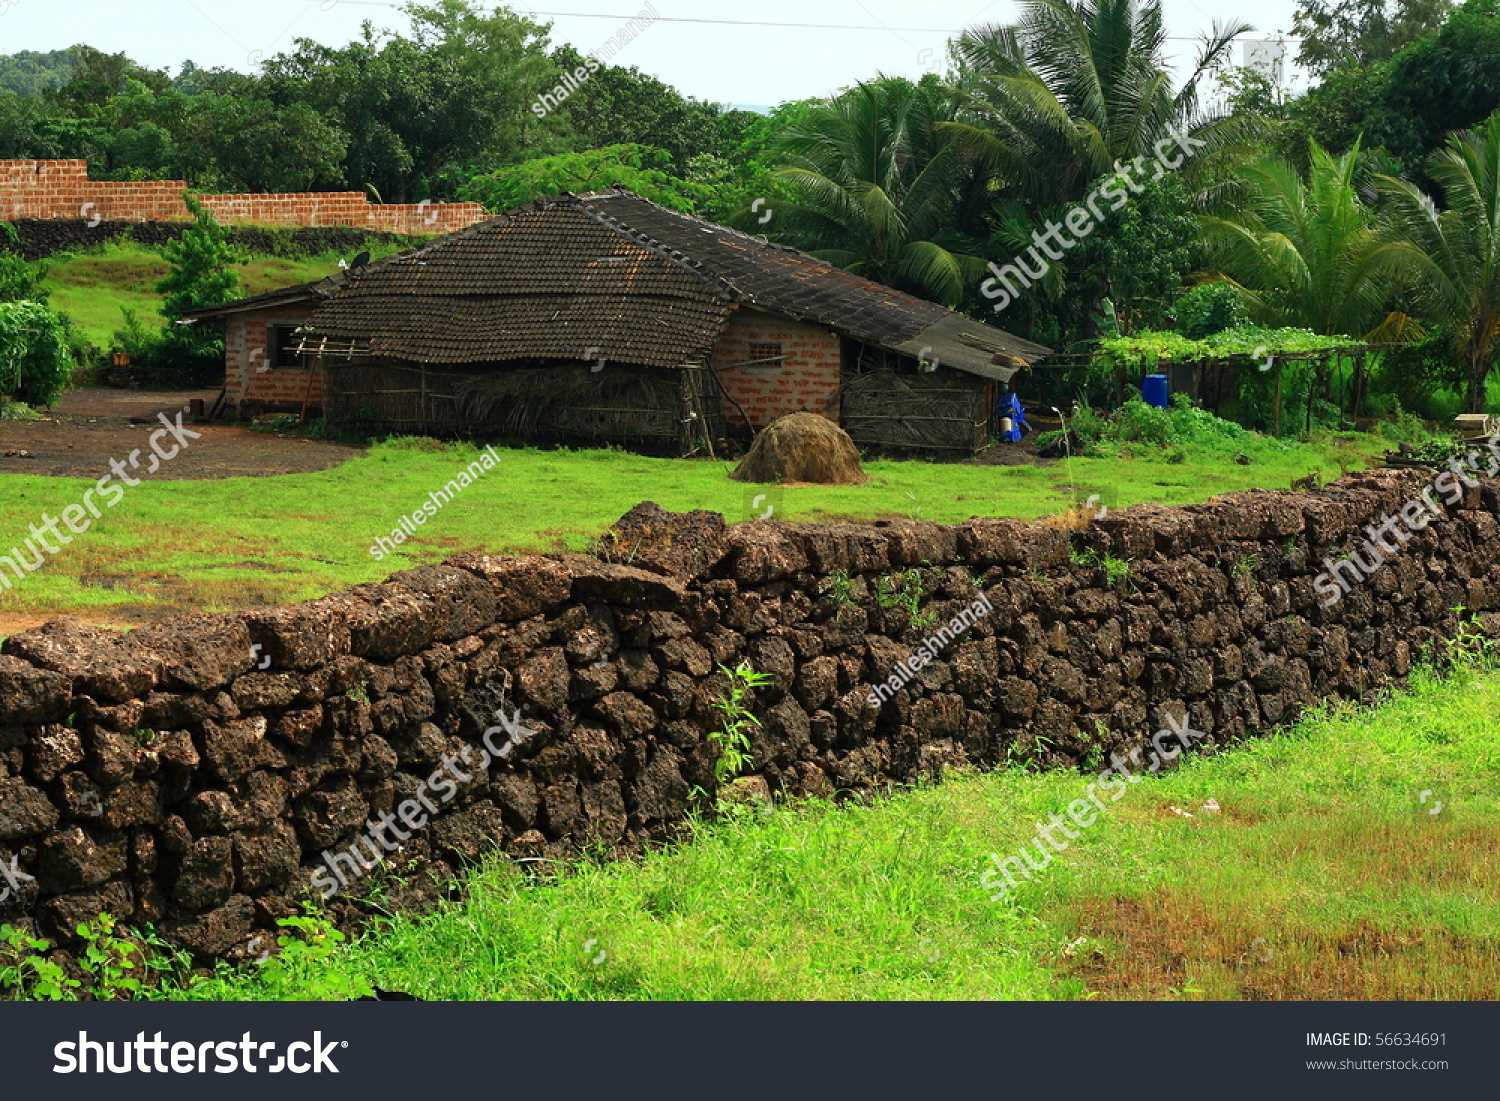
[
  {"xmin": 263, "ymin": 3, "xmax": 556, "ymax": 202},
  {"xmin": 545, "ymin": 44, "xmax": 757, "ymax": 177},
  {"xmin": 749, "ymin": 77, "xmax": 985, "ymax": 308},
  {"xmin": 44, "ymin": 45, "xmax": 170, "ymax": 116},
  {"xmin": 458, "ymin": 143, "xmax": 714, "ymax": 213},
  {"xmin": 1200, "ymin": 139, "xmax": 1415, "ymax": 336},
  {"xmin": 155, "ymin": 195, "xmax": 244, "ymax": 379},
  {"xmin": 0, "ymin": 49, "xmax": 81, "ymax": 96},
  {"xmin": 934, "ymin": 0, "xmax": 1247, "ymax": 339},
  {"xmin": 1291, "ymin": 0, "xmax": 1453, "ymax": 76},
  {"xmin": 944, "ymin": 0, "xmax": 1246, "ymax": 212},
  {"xmin": 1380, "ymin": 114, "xmax": 1500, "ymax": 410},
  {"xmin": 180, "ymin": 94, "xmax": 347, "ymax": 192},
  {"xmin": 0, "ymin": 89, "xmax": 66, "ymax": 158},
  {"xmin": 1291, "ymin": 0, "xmax": 1500, "ymax": 176}
]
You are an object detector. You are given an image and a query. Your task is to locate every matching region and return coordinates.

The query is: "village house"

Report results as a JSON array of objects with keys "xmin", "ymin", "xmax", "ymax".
[{"xmin": 185, "ymin": 188, "xmax": 1049, "ymax": 454}]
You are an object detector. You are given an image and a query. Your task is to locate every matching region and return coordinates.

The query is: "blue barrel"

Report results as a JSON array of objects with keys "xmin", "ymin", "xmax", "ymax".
[{"xmin": 1142, "ymin": 374, "xmax": 1169, "ymax": 409}]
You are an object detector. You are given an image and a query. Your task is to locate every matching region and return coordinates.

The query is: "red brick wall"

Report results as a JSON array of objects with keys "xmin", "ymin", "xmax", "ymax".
[
  {"xmin": 710, "ymin": 309, "xmax": 842, "ymax": 428},
  {"xmin": 225, "ymin": 307, "xmax": 323, "ymax": 411},
  {"xmin": 0, "ymin": 159, "xmax": 485, "ymax": 235}
]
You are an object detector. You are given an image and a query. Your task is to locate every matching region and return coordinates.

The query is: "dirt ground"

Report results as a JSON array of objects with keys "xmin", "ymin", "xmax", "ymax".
[
  {"xmin": 0, "ymin": 388, "xmax": 362, "ymax": 479},
  {"xmin": 0, "ymin": 389, "xmax": 363, "ymax": 636}
]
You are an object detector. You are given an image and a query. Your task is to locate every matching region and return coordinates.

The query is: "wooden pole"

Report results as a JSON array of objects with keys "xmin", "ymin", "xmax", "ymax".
[
  {"xmin": 298, "ymin": 350, "xmax": 321, "ymax": 424},
  {"xmin": 1273, "ymin": 363, "xmax": 1283, "ymax": 437},
  {"xmin": 1351, "ymin": 350, "xmax": 1367, "ymax": 421}
]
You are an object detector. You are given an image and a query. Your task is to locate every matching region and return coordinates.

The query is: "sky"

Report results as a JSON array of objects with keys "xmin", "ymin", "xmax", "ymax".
[{"xmin": 0, "ymin": 0, "xmax": 1313, "ymax": 109}]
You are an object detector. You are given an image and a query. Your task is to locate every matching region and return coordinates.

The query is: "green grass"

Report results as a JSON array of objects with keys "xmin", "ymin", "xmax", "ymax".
[
  {"xmin": 42, "ymin": 240, "xmax": 406, "ymax": 348},
  {"xmin": 166, "ymin": 657, "xmax": 1500, "ymax": 1001},
  {"xmin": 0, "ymin": 432, "xmax": 1382, "ymax": 620}
]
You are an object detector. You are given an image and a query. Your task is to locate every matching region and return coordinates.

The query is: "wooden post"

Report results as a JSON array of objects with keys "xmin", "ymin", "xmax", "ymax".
[
  {"xmin": 1306, "ymin": 358, "xmax": 1314, "ymax": 437},
  {"xmin": 1351, "ymin": 350, "xmax": 1367, "ymax": 421},
  {"xmin": 1273, "ymin": 363, "xmax": 1283, "ymax": 437},
  {"xmin": 298, "ymin": 344, "xmax": 322, "ymax": 423}
]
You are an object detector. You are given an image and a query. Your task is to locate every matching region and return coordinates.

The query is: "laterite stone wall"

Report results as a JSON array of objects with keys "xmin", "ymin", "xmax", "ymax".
[{"xmin": 0, "ymin": 469, "xmax": 1495, "ymax": 965}]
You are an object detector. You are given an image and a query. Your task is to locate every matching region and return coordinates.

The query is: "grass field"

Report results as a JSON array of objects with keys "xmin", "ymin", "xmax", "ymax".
[
  {"xmin": 41, "ymin": 241, "xmax": 405, "ymax": 348},
  {"xmin": 167, "ymin": 656, "xmax": 1500, "ymax": 1002},
  {"xmin": 0, "ymin": 431, "xmax": 1383, "ymax": 622}
]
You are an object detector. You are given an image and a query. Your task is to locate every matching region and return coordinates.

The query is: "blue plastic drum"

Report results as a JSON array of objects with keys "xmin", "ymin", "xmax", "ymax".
[{"xmin": 1142, "ymin": 374, "xmax": 1169, "ymax": 409}]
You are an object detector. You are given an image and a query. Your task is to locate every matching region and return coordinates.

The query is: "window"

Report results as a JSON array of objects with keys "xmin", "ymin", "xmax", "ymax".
[
  {"xmin": 747, "ymin": 342, "xmax": 784, "ymax": 366},
  {"xmin": 269, "ymin": 324, "xmax": 312, "ymax": 369}
]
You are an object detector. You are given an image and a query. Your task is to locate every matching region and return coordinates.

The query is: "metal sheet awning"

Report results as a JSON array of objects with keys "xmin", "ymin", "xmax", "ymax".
[{"xmin": 888, "ymin": 314, "xmax": 1049, "ymax": 384}]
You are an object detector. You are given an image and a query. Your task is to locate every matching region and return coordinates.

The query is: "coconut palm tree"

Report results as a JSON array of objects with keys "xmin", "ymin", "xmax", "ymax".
[
  {"xmin": 1199, "ymin": 138, "xmax": 1417, "ymax": 337},
  {"xmin": 737, "ymin": 78, "xmax": 987, "ymax": 309},
  {"xmin": 1380, "ymin": 114, "xmax": 1500, "ymax": 412},
  {"xmin": 944, "ymin": 0, "xmax": 1248, "ymax": 211},
  {"xmin": 931, "ymin": 0, "xmax": 1250, "ymax": 338}
]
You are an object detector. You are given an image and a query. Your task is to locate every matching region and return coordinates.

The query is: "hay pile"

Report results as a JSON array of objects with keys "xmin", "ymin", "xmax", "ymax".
[{"xmin": 730, "ymin": 411, "xmax": 867, "ymax": 485}]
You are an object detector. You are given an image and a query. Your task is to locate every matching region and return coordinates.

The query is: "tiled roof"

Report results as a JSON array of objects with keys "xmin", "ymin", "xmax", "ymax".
[{"xmin": 187, "ymin": 189, "xmax": 1050, "ymax": 374}]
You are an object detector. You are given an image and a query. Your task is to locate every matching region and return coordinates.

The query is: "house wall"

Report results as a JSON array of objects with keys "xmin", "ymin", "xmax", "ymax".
[
  {"xmin": 0, "ymin": 159, "xmax": 485, "ymax": 235},
  {"xmin": 710, "ymin": 309, "xmax": 842, "ymax": 427},
  {"xmin": 224, "ymin": 306, "xmax": 323, "ymax": 411}
]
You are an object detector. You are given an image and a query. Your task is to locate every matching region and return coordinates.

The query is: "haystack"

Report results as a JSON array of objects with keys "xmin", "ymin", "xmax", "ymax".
[{"xmin": 730, "ymin": 411, "xmax": 867, "ymax": 485}]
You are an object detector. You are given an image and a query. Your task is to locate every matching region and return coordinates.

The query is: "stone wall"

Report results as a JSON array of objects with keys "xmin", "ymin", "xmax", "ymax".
[{"xmin": 0, "ymin": 468, "xmax": 1495, "ymax": 964}]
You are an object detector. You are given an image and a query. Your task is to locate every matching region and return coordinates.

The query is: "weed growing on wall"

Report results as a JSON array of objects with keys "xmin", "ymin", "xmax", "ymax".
[
  {"xmin": 709, "ymin": 662, "xmax": 772, "ymax": 785},
  {"xmin": 821, "ymin": 569, "xmax": 856, "ymax": 607},
  {"xmin": 875, "ymin": 568, "xmax": 936, "ymax": 630},
  {"xmin": 1070, "ymin": 546, "xmax": 1133, "ymax": 590},
  {"xmin": 0, "ymin": 914, "xmax": 184, "ymax": 1001}
]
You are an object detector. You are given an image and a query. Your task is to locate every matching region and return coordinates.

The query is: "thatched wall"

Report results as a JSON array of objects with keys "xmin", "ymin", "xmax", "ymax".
[
  {"xmin": 841, "ymin": 369, "xmax": 990, "ymax": 452},
  {"xmin": 324, "ymin": 360, "xmax": 728, "ymax": 455}
]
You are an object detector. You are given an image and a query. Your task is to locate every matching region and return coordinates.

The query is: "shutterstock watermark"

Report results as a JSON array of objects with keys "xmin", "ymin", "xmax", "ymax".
[
  {"xmin": 311, "ymin": 705, "xmax": 535, "ymax": 899},
  {"xmin": 980, "ymin": 126, "xmax": 1207, "ymax": 312},
  {"xmin": 0, "ymin": 852, "xmax": 35, "ymax": 904},
  {"xmin": 0, "ymin": 407, "xmax": 200, "ymax": 592},
  {"xmin": 54, "ymin": 1032, "xmax": 344, "ymax": 1074},
  {"xmin": 368, "ymin": 446, "xmax": 500, "ymax": 561},
  {"xmin": 531, "ymin": 2, "xmax": 659, "ymax": 118},
  {"xmin": 1313, "ymin": 437, "xmax": 1500, "ymax": 607},
  {"xmin": 980, "ymin": 712, "xmax": 1210, "ymax": 901}
]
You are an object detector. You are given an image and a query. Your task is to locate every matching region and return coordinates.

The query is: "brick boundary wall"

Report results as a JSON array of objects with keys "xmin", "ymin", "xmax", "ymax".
[
  {"xmin": 0, "ymin": 468, "xmax": 1495, "ymax": 970},
  {"xmin": 0, "ymin": 159, "xmax": 487, "ymax": 236}
]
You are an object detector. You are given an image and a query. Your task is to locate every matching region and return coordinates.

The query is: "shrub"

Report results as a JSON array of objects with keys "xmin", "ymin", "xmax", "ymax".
[
  {"xmin": 0, "ymin": 300, "xmax": 71, "ymax": 407},
  {"xmin": 1074, "ymin": 394, "xmax": 1258, "ymax": 456},
  {"xmin": 1172, "ymin": 281, "xmax": 1248, "ymax": 338},
  {"xmin": 1369, "ymin": 331, "xmax": 1466, "ymax": 420},
  {"xmin": 0, "ymin": 253, "xmax": 46, "ymax": 305}
]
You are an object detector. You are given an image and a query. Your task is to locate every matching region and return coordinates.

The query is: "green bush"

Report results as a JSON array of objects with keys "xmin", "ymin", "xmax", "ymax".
[
  {"xmin": 1171, "ymin": 281, "xmax": 1248, "ymax": 338},
  {"xmin": 1370, "ymin": 332, "xmax": 1466, "ymax": 420},
  {"xmin": 0, "ymin": 253, "xmax": 47, "ymax": 305},
  {"xmin": 0, "ymin": 300, "xmax": 71, "ymax": 407},
  {"xmin": 1071, "ymin": 394, "xmax": 1259, "ymax": 456}
]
